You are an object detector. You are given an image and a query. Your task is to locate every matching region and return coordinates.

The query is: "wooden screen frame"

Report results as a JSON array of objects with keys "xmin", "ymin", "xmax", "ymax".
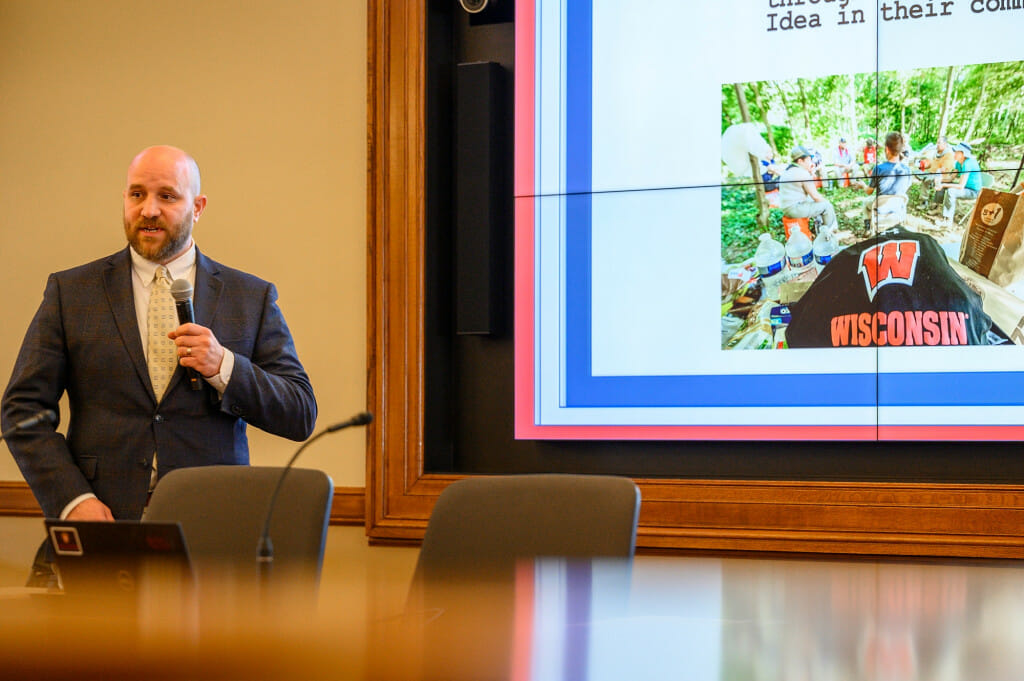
[{"xmin": 365, "ymin": 0, "xmax": 1024, "ymax": 558}]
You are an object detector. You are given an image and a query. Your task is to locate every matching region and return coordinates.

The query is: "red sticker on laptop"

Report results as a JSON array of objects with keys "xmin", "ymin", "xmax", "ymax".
[{"xmin": 49, "ymin": 526, "xmax": 83, "ymax": 556}]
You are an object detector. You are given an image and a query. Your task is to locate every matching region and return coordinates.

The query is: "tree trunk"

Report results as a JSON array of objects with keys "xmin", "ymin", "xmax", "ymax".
[
  {"xmin": 899, "ymin": 75, "xmax": 911, "ymax": 138},
  {"xmin": 845, "ymin": 74, "xmax": 858, "ymax": 140},
  {"xmin": 937, "ymin": 66, "xmax": 955, "ymax": 140},
  {"xmin": 776, "ymin": 82, "xmax": 798, "ymax": 137},
  {"xmin": 963, "ymin": 72, "xmax": 987, "ymax": 142},
  {"xmin": 752, "ymin": 82, "xmax": 778, "ymax": 156},
  {"xmin": 796, "ymin": 79, "xmax": 812, "ymax": 135},
  {"xmin": 915, "ymin": 79, "xmax": 932, "ymax": 141},
  {"xmin": 734, "ymin": 83, "xmax": 769, "ymax": 229}
]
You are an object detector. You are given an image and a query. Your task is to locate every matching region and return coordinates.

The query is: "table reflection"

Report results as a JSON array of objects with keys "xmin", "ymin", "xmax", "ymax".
[
  {"xmin": 514, "ymin": 557, "xmax": 1024, "ymax": 681},
  {"xmin": 3, "ymin": 555, "xmax": 1024, "ymax": 680}
]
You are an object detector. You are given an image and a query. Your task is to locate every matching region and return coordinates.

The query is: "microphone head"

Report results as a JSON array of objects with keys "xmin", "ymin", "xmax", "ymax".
[
  {"xmin": 326, "ymin": 411, "xmax": 374, "ymax": 432},
  {"xmin": 42, "ymin": 409, "xmax": 58, "ymax": 425},
  {"xmin": 170, "ymin": 278, "xmax": 194, "ymax": 302}
]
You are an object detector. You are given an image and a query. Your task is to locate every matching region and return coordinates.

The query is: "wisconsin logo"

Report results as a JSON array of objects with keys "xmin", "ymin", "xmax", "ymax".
[{"xmin": 858, "ymin": 240, "xmax": 920, "ymax": 301}]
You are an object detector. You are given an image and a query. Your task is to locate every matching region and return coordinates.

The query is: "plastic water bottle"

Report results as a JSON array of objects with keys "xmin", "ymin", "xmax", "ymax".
[
  {"xmin": 786, "ymin": 227, "xmax": 813, "ymax": 273},
  {"xmin": 754, "ymin": 233, "xmax": 787, "ymax": 300},
  {"xmin": 813, "ymin": 225, "xmax": 840, "ymax": 271}
]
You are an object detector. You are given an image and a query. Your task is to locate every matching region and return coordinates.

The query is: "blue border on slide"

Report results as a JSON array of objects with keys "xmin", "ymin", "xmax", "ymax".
[{"xmin": 559, "ymin": 0, "xmax": 1024, "ymax": 410}]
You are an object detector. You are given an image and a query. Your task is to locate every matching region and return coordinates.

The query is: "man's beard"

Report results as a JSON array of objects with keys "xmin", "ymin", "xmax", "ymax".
[{"xmin": 124, "ymin": 212, "xmax": 193, "ymax": 263}]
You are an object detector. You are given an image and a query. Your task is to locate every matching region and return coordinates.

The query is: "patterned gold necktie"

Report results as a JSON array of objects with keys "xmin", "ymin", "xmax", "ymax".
[{"xmin": 147, "ymin": 266, "xmax": 178, "ymax": 401}]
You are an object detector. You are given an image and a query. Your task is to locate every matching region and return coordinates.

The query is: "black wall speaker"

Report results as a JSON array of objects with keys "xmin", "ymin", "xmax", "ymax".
[{"xmin": 455, "ymin": 61, "xmax": 508, "ymax": 335}]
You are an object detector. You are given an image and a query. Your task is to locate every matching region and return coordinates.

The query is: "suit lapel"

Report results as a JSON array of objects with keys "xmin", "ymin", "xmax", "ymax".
[
  {"xmin": 194, "ymin": 249, "xmax": 224, "ymax": 328},
  {"xmin": 102, "ymin": 249, "xmax": 154, "ymax": 400}
]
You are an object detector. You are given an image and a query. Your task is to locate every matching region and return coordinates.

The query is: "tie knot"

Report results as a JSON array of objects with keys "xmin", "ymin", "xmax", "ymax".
[{"xmin": 154, "ymin": 266, "xmax": 171, "ymax": 287}]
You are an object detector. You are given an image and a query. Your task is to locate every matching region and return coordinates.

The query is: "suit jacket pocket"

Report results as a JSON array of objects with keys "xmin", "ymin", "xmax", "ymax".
[{"xmin": 77, "ymin": 455, "xmax": 98, "ymax": 480}]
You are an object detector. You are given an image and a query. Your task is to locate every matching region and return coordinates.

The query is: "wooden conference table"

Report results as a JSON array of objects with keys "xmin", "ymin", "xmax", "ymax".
[{"xmin": 2, "ymin": 553, "xmax": 1022, "ymax": 680}]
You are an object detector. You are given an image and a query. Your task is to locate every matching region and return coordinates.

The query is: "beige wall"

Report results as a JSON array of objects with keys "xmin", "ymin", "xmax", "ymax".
[{"xmin": 0, "ymin": 0, "xmax": 368, "ymax": 486}]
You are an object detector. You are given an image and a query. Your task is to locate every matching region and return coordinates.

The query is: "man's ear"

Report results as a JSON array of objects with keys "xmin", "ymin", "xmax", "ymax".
[{"xmin": 193, "ymin": 195, "xmax": 208, "ymax": 222}]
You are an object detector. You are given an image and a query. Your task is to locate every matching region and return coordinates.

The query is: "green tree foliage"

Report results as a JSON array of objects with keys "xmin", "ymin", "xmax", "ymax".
[
  {"xmin": 721, "ymin": 59, "xmax": 1024, "ymax": 261},
  {"xmin": 723, "ymin": 60, "xmax": 1023, "ymax": 162}
]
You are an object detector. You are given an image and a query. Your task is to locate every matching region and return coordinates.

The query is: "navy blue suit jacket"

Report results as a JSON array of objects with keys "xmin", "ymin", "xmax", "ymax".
[{"xmin": 1, "ymin": 247, "xmax": 317, "ymax": 519}]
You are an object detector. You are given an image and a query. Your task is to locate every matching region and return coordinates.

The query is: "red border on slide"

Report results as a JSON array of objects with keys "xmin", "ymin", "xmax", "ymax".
[
  {"xmin": 513, "ymin": 0, "xmax": 538, "ymax": 439},
  {"xmin": 511, "ymin": 2, "xmax": 1024, "ymax": 442},
  {"xmin": 510, "ymin": 1, "xmax": 873, "ymax": 441},
  {"xmin": 879, "ymin": 425, "xmax": 1024, "ymax": 440}
]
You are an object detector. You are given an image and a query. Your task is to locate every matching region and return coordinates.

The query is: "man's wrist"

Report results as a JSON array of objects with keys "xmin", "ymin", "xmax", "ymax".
[
  {"xmin": 204, "ymin": 348, "xmax": 234, "ymax": 394},
  {"xmin": 60, "ymin": 493, "xmax": 97, "ymax": 520}
]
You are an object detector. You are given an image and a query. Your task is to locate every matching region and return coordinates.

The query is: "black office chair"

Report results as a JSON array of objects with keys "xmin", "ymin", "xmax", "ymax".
[
  {"xmin": 412, "ymin": 473, "xmax": 640, "ymax": 585},
  {"xmin": 406, "ymin": 474, "xmax": 640, "ymax": 680},
  {"xmin": 143, "ymin": 465, "xmax": 333, "ymax": 604}
]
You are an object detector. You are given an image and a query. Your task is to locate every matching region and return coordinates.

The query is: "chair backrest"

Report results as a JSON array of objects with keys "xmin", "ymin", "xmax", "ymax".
[
  {"xmin": 406, "ymin": 474, "xmax": 640, "ymax": 679},
  {"xmin": 411, "ymin": 474, "xmax": 641, "ymax": 585},
  {"xmin": 143, "ymin": 465, "xmax": 333, "ymax": 598}
]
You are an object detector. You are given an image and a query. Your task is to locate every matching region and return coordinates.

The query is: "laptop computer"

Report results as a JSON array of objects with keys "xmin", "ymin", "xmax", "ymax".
[{"xmin": 44, "ymin": 520, "xmax": 195, "ymax": 618}]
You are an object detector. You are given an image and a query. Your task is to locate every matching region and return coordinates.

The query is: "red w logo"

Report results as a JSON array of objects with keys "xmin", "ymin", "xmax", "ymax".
[{"xmin": 858, "ymin": 240, "xmax": 920, "ymax": 301}]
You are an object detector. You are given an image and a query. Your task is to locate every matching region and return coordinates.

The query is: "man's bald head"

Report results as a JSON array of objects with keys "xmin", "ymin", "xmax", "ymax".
[
  {"xmin": 123, "ymin": 145, "xmax": 207, "ymax": 264},
  {"xmin": 127, "ymin": 145, "xmax": 202, "ymax": 197}
]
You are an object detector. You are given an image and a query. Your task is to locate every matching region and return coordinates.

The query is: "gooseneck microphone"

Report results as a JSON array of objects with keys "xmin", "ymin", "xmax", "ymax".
[
  {"xmin": 169, "ymin": 279, "xmax": 202, "ymax": 391},
  {"xmin": 256, "ymin": 411, "xmax": 373, "ymax": 588},
  {"xmin": 0, "ymin": 409, "xmax": 58, "ymax": 441}
]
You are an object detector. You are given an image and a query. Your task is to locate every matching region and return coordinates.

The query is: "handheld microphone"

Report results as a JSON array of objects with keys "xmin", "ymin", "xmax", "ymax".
[
  {"xmin": 256, "ymin": 411, "xmax": 374, "ymax": 588},
  {"xmin": 0, "ymin": 409, "xmax": 58, "ymax": 441},
  {"xmin": 169, "ymin": 279, "xmax": 202, "ymax": 391}
]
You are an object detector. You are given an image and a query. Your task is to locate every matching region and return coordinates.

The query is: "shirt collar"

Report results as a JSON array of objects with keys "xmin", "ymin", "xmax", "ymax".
[{"xmin": 130, "ymin": 241, "xmax": 197, "ymax": 287}]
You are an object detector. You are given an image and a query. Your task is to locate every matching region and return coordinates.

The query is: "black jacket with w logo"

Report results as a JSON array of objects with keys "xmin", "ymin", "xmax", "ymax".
[{"xmin": 787, "ymin": 226, "xmax": 993, "ymax": 348}]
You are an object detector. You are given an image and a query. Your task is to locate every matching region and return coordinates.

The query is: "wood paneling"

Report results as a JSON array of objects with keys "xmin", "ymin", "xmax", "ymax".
[
  {"xmin": 0, "ymin": 481, "xmax": 43, "ymax": 516},
  {"xmin": 366, "ymin": 0, "xmax": 435, "ymax": 540},
  {"xmin": 0, "ymin": 482, "xmax": 365, "ymax": 525},
  {"xmin": 330, "ymin": 487, "xmax": 366, "ymax": 526},
  {"xmin": 365, "ymin": 0, "xmax": 1024, "ymax": 559},
  {"xmin": 634, "ymin": 479, "xmax": 1024, "ymax": 558}
]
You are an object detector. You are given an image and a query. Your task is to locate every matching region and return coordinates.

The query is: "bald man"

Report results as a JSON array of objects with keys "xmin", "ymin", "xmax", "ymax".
[{"xmin": 2, "ymin": 146, "xmax": 317, "ymax": 527}]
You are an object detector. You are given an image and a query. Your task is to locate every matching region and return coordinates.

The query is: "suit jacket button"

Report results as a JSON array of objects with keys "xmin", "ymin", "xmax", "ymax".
[{"xmin": 154, "ymin": 414, "xmax": 164, "ymax": 423}]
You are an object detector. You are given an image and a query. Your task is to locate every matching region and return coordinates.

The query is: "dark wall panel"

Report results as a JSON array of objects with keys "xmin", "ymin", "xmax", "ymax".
[{"xmin": 454, "ymin": 61, "xmax": 506, "ymax": 335}]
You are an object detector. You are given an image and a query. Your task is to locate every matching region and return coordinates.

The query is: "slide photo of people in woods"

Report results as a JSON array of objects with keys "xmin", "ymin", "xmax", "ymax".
[{"xmin": 721, "ymin": 60, "xmax": 1024, "ymax": 351}]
